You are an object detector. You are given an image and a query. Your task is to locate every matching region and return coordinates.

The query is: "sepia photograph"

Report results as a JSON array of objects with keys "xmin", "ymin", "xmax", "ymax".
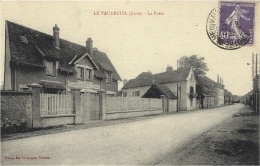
[{"xmin": 1, "ymin": 0, "xmax": 259, "ymax": 165}]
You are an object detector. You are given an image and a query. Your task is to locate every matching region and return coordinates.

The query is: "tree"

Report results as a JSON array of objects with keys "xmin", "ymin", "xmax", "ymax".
[
  {"xmin": 179, "ymin": 55, "xmax": 209, "ymax": 108},
  {"xmin": 179, "ymin": 55, "xmax": 209, "ymax": 79}
]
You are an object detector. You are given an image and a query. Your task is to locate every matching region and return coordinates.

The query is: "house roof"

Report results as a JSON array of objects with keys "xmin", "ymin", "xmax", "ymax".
[
  {"xmin": 42, "ymin": 80, "xmax": 65, "ymax": 90},
  {"xmin": 122, "ymin": 67, "xmax": 191, "ymax": 89},
  {"xmin": 6, "ymin": 21, "xmax": 121, "ymax": 80},
  {"xmin": 200, "ymin": 76, "xmax": 217, "ymax": 88},
  {"xmin": 142, "ymin": 84, "xmax": 177, "ymax": 99}
]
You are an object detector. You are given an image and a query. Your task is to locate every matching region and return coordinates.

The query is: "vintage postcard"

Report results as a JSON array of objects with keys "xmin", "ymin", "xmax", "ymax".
[{"xmin": 1, "ymin": 0, "xmax": 259, "ymax": 165}]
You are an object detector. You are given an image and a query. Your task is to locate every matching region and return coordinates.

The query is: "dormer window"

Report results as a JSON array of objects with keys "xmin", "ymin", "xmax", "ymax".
[
  {"xmin": 76, "ymin": 67, "xmax": 92, "ymax": 81},
  {"xmin": 45, "ymin": 60, "xmax": 57, "ymax": 77},
  {"xmin": 20, "ymin": 36, "xmax": 28, "ymax": 43},
  {"xmin": 106, "ymin": 72, "xmax": 112, "ymax": 84}
]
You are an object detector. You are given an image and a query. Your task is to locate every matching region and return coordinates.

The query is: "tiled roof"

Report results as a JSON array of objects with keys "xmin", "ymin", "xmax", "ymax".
[
  {"xmin": 200, "ymin": 76, "xmax": 217, "ymax": 88},
  {"xmin": 122, "ymin": 67, "xmax": 191, "ymax": 89},
  {"xmin": 92, "ymin": 50, "xmax": 121, "ymax": 81},
  {"xmin": 6, "ymin": 21, "xmax": 121, "ymax": 80}
]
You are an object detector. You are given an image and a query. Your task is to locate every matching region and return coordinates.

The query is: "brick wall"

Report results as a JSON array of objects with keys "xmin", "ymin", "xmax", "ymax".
[{"xmin": 1, "ymin": 90, "xmax": 32, "ymax": 130}]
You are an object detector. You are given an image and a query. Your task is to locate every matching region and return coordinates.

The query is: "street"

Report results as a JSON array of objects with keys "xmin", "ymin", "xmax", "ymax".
[{"xmin": 1, "ymin": 104, "xmax": 243, "ymax": 165}]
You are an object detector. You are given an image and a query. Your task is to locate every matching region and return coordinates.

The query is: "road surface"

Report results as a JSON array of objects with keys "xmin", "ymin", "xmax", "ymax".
[{"xmin": 1, "ymin": 104, "xmax": 242, "ymax": 165}]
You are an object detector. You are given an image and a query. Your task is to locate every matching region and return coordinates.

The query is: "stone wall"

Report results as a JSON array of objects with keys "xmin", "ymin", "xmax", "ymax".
[{"xmin": 1, "ymin": 90, "xmax": 32, "ymax": 129}]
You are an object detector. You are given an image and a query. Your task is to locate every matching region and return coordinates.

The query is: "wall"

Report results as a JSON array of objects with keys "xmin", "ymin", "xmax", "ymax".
[
  {"xmin": 104, "ymin": 79, "xmax": 119, "ymax": 93},
  {"xmin": 105, "ymin": 96, "xmax": 164, "ymax": 120},
  {"xmin": 106, "ymin": 109, "xmax": 163, "ymax": 120},
  {"xmin": 122, "ymin": 86, "xmax": 151, "ymax": 97},
  {"xmin": 106, "ymin": 97, "xmax": 162, "ymax": 112},
  {"xmin": 168, "ymin": 99, "xmax": 177, "ymax": 112},
  {"xmin": 10, "ymin": 58, "xmax": 118, "ymax": 94},
  {"xmin": 203, "ymin": 96, "xmax": 218, "ymax": 108},
  {"xmin": 1, "ymin": 90, "xmax": 32, "ymax": 129},
  {"xmin": 165, "ymin": 81, "xmax": 196, "ymax": 111},
  {"xmin": 217, "ymin": 88, "xmax": 224, "ymax": 106},
  {"xmin": 14, "ymin": 65, "xmax": 76, "ymax": 93},
  {"xmin": 41, "ymin": 115, "xmax": 75, "ymax": 128},
  {"xmin": 81, "ymin": 93, "xmax": 100, "ymax": 121}
]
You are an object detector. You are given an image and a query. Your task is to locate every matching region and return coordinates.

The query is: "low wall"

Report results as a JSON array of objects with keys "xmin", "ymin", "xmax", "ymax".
[
  {"xmin": 106, "ymin": 109, "xmax": 163, "ymax": 120},
  {"xmin": 41, "ymin": 115, "xmax": 75, "ymax": 128},
  {"xmin": 1, "ymin": 90, "xmax": 32, "ymax": 130}
]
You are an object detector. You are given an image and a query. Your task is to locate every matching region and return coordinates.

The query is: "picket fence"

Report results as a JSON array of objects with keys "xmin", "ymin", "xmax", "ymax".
[
  {"xmin": 40, "ymin": 93, "xmax": 73, "ymax": 115},
  {"xmin": 106, "ymin": 97, "xmax": 162, "ymax": 113}
]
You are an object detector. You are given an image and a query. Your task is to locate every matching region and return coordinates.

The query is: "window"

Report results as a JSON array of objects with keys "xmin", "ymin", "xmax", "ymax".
[
  {"xmin": 77, "ymin": 67, "xmax": 92, "ymax": 81},
  {"xmin": 190, "ymin": 86, "xmax": 194, "ymax": 93},
  {"xmin": 136, "ymin": 91, "xmax": 140, "ymax": 96},
  {"xmin": 46, "ymin": 61, "xmax": 56, "ymax": 76},
  {"xmin": 77, "ymin": 67, "xmax": 84, "ymax": 80},
  {"xmin": 132, "ymin": 90, "xmax": 140, "ymax": 97},
  {"xmin": 85, "ymin": 69, "xmax": 92, "ymax": 81},
  {"xmin": 123, "ymin": 92, "xmax": 127, "ymax": 97},
  {"xmin": 19, "ymin": 84, "xmax": 29, "ymax": 91},
  {"xmin": 106, "ymin": 72, "xmax": 112, "ymax": 84}
]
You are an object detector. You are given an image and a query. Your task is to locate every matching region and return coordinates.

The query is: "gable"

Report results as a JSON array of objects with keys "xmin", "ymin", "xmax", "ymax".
[
  {"xmin": 75, "ymin": 56, "xmax": 95, "ymax": 69},
  {"xmin": 142, "ymin": 84, "xmax": 177, "ymax": 99},
  {"xmin": 186, "ymin": 68, "xmax": 196, "ymax": 83}
]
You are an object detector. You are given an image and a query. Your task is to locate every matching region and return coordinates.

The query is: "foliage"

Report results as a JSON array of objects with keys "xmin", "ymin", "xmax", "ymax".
[
  {"xmin": 1, "ymin": 120, "xmax": 29, "ymax": 134},
  {"xmin": 179, "ymin": 55, "xmax": 209, "ymax": 80}
]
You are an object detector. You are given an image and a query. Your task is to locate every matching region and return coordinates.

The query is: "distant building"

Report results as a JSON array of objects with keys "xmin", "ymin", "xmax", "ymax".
[
  {"xmin": 4, "ymin": 21, "xmax": 121, "ymax": 95},
  {"xmin": 122, "ymin": 66, "xmax": 196, "ymax": 111},
  {"xmin": 200, "ymin": 76, "xmax": 226, "ymax": 108}
]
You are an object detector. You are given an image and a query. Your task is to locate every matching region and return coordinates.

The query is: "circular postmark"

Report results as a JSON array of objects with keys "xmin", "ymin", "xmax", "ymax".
[{"xmin": 206, "ymin": 7, "xmax": 251, "ymax": 50}]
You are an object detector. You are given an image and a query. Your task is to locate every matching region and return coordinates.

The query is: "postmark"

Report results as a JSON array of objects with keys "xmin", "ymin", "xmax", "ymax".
[{"xmin": 206, "ymin": 1, "xmax": 255, "ymax": 50}]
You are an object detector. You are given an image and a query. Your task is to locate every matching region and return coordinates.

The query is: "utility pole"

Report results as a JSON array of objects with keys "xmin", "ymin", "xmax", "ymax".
[
  {"xmin": 252, "ymin": 53, "xmax": 259, "ymax": 114},
  {"xmin": 177, "ymin": 60, "xmax": 179, "ymax": 112},
  {"xmin": 256, "ymin": 54, "xmax": 259, "ymax": 113}
]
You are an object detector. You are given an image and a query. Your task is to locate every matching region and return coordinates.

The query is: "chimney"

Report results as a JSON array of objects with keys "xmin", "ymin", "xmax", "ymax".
[
  {"xmin": 217, "ymin": 75, "xmax": 219, "ymax": 84},
  {"xmin": 166, "ymin": 65, "xmax": 173, "ymax": 72},
  {"xmin": 53, "ymin": 24, "xmax": 60, "ymax": 49},
  {"xmin": 86, "ymin": 38, "xmax": 93, "ymax": 57},
  {"xmin": 123, "ymin": 79, "xmax": 128, "ymax": 86}
]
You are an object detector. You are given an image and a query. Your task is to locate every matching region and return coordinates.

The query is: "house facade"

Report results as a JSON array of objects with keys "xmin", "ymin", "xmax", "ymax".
[
  {"xmin": 200, "ymin": 76, "xmax": 226, "ymax": 108},
  {"xmin": 122, "ymin": 66, "xmax": 197, "ymax": 111},
  {"xmin": 4, "ymin": 21, "xmax": 121, "ymax": 95}
]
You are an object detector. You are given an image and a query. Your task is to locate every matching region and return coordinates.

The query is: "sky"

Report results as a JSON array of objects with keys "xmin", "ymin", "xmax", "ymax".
[{"xmin": 1, "ymin": 1, "xmax": 259, "ymax": 96}]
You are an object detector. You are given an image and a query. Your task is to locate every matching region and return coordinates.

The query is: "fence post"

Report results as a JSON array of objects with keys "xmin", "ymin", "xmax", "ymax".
[
  {"xmin": 29, "ymin": 83, "xmax": 43, "ymax": 128},
  {"xmin": 71, "ymin": 88, "xmax": 82, "ymax": 124},
  {"xmin": 98, "ymin": 90, "xmax": 107, "ymax": 120},
  {"xmin": 160, "ymin": 95, "xmax": 166, "ymax": 113}
]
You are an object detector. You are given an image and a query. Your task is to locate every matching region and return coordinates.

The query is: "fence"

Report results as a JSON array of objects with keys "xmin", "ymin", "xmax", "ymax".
[
  {"xmin": 40, "ymin": 93, "xmax": 73, "ymax": 115},
  {"xmin": 106, "ymin": 97, "xmax": 162, "ymax": 113},
  {"xmin": 1, "ymin": 85, "xmax": 175, "ymax": 129},
  {"xmin": 105, "ymin": 97, "xmax": 165, "ymax": 120}
]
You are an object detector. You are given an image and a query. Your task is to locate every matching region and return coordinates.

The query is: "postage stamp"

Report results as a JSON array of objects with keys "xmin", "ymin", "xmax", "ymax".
[{"xmin": 206, "ymin": 1, "xmax": 255, "ymax": 50}]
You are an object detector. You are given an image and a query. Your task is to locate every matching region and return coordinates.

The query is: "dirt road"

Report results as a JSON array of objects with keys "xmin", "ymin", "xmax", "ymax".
[{"xmin": 1, "ymin": 104, "xmax": 244, "ymax": 165}]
